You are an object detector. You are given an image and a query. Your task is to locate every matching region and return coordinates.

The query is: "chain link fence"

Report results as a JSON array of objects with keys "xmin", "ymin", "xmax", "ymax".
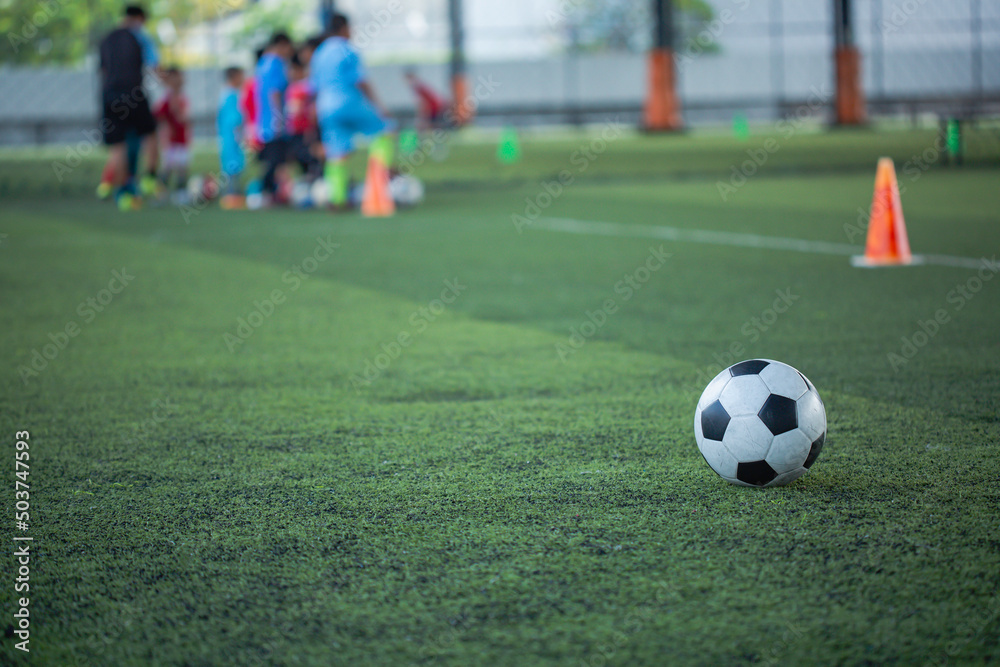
[{"xmin": 0, "ymin": 0, "xmax": 997, "ymax": 145}]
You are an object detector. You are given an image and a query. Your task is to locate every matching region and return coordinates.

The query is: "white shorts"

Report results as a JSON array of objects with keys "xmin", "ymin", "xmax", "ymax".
[{"xmin": 163, "ymin": 145, "xmax": 191, "ymax": 170}]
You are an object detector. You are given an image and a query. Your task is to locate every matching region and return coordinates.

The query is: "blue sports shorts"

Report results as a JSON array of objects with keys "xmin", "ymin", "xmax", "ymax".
[{"xmin": 318, "ymin": 99, "xmax": 394, "ymax": 159}]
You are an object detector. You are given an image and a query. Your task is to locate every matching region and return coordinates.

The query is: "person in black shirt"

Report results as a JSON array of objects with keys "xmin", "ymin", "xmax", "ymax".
[{"xmin": 98, "ymin": 5, "xmax": 160, "ymax": 208}]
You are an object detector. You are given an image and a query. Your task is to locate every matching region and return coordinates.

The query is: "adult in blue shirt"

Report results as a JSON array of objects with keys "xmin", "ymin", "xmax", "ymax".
[
  {"xmin": 255, "ymin": 32, "xmax": 294, "ymax": 201},
  {"xmin": 311, "ymin": 13, "xmax": 394, "ymax": 208},
  {"xmin": 130, "ymin": 16, "xmax": 160, "ymax": 72}
]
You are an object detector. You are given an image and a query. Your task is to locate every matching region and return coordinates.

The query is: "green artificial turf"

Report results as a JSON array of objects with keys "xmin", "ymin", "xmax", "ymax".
[{"xmin": 1, "ymin": 127, "xmax": 999, "ymax": 666}]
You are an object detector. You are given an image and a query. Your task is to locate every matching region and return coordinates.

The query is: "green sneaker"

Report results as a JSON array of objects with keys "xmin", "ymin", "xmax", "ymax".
[
  {"xmin": 140, "ymin": 175, "xmax": 160, "ymax": 198},
  {"xmin": 370, "ymin": 135, "xmax": 395, "ymax": 166},
  {"xmin": 116, "ymin": 192, "xmax": 143, "ymax": 212}
]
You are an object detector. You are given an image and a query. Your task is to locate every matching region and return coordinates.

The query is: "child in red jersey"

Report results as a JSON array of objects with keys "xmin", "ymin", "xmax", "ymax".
[
  {"xmin": 405, "ymin": 68, "xmax": 449, "ymax": 131},
  {"xmin": 154, "ymin": 66, "xmax": 192, "ymax": 202},
  {"xmin": 285, "ymin": 53, "xmax": 320, "ymax": 178},
  {"xmin": 239, "ymin": 48, "xmax": 265, "ymax": 154}
]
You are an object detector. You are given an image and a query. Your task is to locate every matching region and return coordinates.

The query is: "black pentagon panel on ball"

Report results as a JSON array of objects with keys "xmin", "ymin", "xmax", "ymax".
[
  {"xmin": 730, "ymin": 359, "xmax": 770, "ymax": 376},
  {"xmin": 701, "ymin": 400, "xmax": 731, "ymax": 441},
  {"xmin": 758, "ymin": 394, "xmax": 798, "ymax": 435},
  {"xmin": 804, "ymin": 432, "xmax": 825, "ymax": 469},
  {"xmin": 736, "ymin": 460, "xmax": 778, "ymax": 486}
]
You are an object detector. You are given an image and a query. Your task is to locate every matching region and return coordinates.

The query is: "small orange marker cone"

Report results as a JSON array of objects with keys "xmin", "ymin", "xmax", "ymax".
[
  {"xmin": 360, "ymin": 153, "xmax": 395, "ymax": 217},
  {"xmin": 851, "ymin": 158, "xmax": 920, "ymax": 267}
]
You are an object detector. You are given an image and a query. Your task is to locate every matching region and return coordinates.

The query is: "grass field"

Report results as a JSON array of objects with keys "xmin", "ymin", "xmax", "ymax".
[{"xmin": 1, "ymin": 125, "xmax": 999, "ymax": 666}]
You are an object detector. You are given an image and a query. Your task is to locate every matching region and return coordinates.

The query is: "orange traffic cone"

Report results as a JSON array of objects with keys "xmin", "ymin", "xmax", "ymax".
[
  {"xmin": 851, "ymin": 158, "xmax": 919, "ymax": 267},
  {"xmin": 360, "ymin": 153, "xmax": 395, "ymax": 217}
]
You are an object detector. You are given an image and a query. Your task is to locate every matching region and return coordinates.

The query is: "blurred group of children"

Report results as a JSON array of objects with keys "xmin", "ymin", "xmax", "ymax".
[
  {"xmin": 217, "ymin": 32, "xmax": 326, "ymax": 209},
  {"xmin": 100, "ymin": 9, "xmax": 451, "ymax": 212}
]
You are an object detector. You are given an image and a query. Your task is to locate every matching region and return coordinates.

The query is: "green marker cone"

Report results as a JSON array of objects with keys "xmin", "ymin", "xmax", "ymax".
[
  {"xmin": 733, "ymin": 113, "xmax": 750, "ymax": 141},
  {"xmin": 399, "ymin": 129, "xmax": 420, "ymax": 156},
  {"xmin": 497, "ymin": 127, "xmax": 521, "ymax": 164},
  {"xmin": 946, "ymin": 119, "xmax": 962, "ymax": 162}
]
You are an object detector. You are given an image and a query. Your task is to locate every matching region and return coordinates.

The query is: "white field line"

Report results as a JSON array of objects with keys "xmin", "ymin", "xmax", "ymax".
[{"xmin": 530, "ymin": 217, "xmax": 990, "ymax": 270}]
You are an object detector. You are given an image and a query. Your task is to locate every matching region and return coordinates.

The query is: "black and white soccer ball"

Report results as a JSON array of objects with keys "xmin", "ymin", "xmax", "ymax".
[
  {"xmin": 310, "ymin": 178, "xmax": 328, "ymax": 207},
  {"xmin": 694, "ymin": 359, "xmax": 826, "ymax": 487},
  {"xmin": 290, "ymin": 179, "xmax": 314, "ymax": 209},
  {"xmin": 389, "ymin": 174, "xmax": 424, "ymax": 206}
]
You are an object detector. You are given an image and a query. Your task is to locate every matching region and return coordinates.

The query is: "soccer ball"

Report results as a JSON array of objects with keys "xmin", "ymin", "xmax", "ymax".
[
  {"xmin": 390, "ymin": 174, "xmax": 425, "ymax": 206},
  {"xmin": 694, "ymin": 359, "xmax": 826, "ymax": 487},
  {"xmin": 310, "ymin": 178, "xmax": 328, "ymax": 207},
  {"xmin": 185, "ymin": 174, "xmax": 218, "ymax": 204},
  {"xmin": 291, "ymin": 179, "xmax": 314, "ymax": 208},
  {"xmin": 202, "ymin": 173, "xmax": 219, "ymax": 200},
  {"xmin": 246, "ymin": 192, "xmax": 265, "ymax": 210},
  {"xmin": 184, "ymin": 175, "xmax": 203, "ymax": 202}
]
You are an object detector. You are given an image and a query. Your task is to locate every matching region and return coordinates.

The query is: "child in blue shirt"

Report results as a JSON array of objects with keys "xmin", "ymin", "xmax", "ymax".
[
  {"xmin": 218, "ymin": 66, "xmax": 246, "ymax": 198},
  {"xmin": 311, "ymin": 13, "xmax": 394, "ymax": 208},
  {"xmin": 255, "ymin": 32, "xmax": 294, "ymax": 201}
]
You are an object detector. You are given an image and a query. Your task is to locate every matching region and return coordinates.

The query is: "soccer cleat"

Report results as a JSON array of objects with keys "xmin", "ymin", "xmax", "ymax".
[
  {"xmin": 115, "ymin": 191, "xmax": 143, "ymax": 212},
  {"xmin": 96, "ymin": 182, "xmax": 113, "ymax": 200},
  {"xmin": 219, "ymin": 194, "xmax": 246, "ymax": 210},
  {"xmin": 140, "ymin": 175, "xmax": 161, "ymax": 198}
]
